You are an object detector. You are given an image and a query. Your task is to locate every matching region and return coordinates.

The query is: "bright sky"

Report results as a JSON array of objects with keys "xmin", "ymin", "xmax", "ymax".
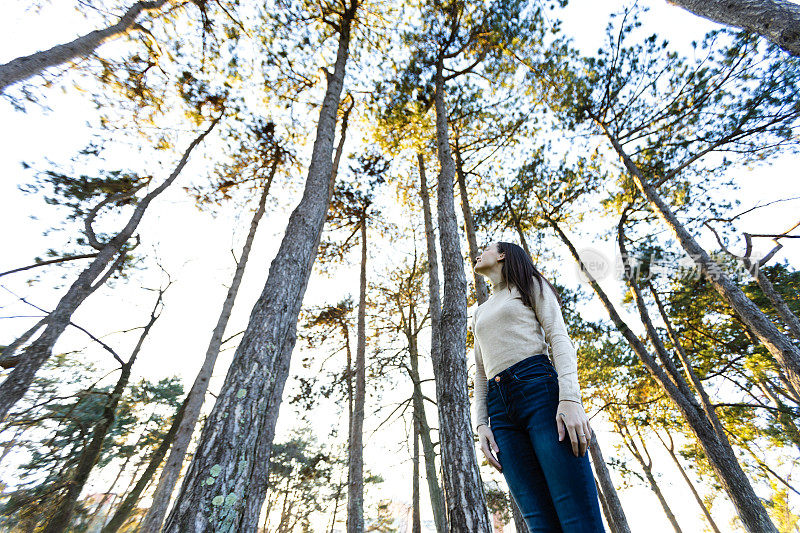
[{"xmin": 1, "ymin": 1, "xmax": 798, "ymax": 532}]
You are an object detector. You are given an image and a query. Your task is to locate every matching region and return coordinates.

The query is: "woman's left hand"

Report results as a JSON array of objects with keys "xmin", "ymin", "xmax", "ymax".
[{"xmin": 556, "ymin": 400, "xmax": 592, "ymax": 457}]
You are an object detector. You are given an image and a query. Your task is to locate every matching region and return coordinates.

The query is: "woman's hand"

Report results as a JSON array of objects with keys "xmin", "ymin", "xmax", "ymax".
[
  {"xmin": 477, "ymin": 424, "xmax": 502, "ymax": 472},
  {"xmin": 556, "ymin": 400, "xmax": 592, "ymax": 457}
]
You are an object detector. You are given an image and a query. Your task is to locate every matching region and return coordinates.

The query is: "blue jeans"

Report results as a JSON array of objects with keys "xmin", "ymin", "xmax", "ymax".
[{"xmin": 487, "ymin": 354, "xmax": 605, "ymax": 532}]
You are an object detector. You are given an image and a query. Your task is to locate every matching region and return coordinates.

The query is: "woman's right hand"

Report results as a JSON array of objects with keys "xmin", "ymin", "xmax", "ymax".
[{"xmin": 477, "ymin": 424, "xmax": 502, "ymax": 472}]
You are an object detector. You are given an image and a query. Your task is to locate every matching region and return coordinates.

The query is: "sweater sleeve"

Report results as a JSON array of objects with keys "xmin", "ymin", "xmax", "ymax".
[
  {"xmin": 535, "ymin": 282, "xmax": 583, "ymax": 403},
  {"xmin": 471, "ymin": 312, "xmax": 490, "ymax": 430}
]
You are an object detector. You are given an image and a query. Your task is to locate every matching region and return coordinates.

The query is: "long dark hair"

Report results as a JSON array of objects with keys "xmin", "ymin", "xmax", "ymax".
[{"xmin": 496, "ymin": 242, "xmax": 564, "ymax": 315}]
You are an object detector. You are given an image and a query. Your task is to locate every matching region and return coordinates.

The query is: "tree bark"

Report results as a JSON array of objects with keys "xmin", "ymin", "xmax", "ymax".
[
  {"xmin": 666, "ymin": 0, "xmax": 800, "ymax": 56},
  {"xmin": 0, "ymin": 116, "xmax": 219, "ymax": 420},
  {"xmin": 161, "ymin": 5, "xmax": 357, "ymax": 530},
  {"xmin": 137, "ymin": 152, "xmax": 279, "ymax": 533},
  {"xmin": 417, "ymin": 153, "xmax": 450, "ymax": 533},
  {"xmin": 432, "ymin": 58, "xmax": 491, "ymax": 532},
  {"xmin": 0, "ymin": 0, "xmax": 171, "ymax": 93},
  {"xmin": 600, "ymin": 124, "xmax": 800, "ymax": 408},
  {"xmin": 412, "ymin": 419, "xmax": 421, "ymax": 533}
]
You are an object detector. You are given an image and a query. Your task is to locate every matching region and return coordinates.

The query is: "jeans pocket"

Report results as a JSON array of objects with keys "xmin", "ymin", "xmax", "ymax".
[{"xmin": 512, "ymin": 363, "xmax": 554, "ymax": 383}]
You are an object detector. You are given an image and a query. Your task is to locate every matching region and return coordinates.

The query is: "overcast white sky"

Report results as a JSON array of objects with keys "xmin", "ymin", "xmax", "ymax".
[{"xmin": 1, "ymin": 1, "xmax": 798, "ymax": 531}]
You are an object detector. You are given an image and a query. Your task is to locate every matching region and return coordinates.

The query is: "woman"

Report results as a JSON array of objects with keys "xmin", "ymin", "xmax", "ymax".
[{"xmin": 471, "ymin": 241, "xmax": 605, "ymax": 532}]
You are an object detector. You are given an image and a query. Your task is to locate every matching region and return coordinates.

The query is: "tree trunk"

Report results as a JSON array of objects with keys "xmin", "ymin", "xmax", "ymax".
[
  {"xmin": 41, "ymin": 289, "xmax": 163, "ymax": 533},
  {"xmin": 510, "ymin": 497, "xmax": 528, "ymax": 533},
  {"xmin": 161, "ymin": 5, "xmax": 357, "ymax": 530},
  {"xmin": 539, "ymin": 209, "xmax": 778, "ymax": 533},
  {"xmin": 601, "ymin": 125, "xmax": 800, "ymax": 410},
  {"xmin": 432, "ymin": 59, "xmax": 491, "ymax": 532},
  {"xmin": 138, "ymin": 153, "xmax": 279, "ymax": 533},
  {"xmin": 666, "ymin": 0, "xmax": 800, "ymax": 56},
  {"xmin": 0, "ymin": 116, "xmax": 219, "ymax": 420},
  {"xmin": 653, "ymin": 428, "xmax": 722, "ymax": 533},
  {"xmin": 347, "ymin": 215, "xmax": 368, "ymax": 533},
  {"xmin": 417, "ymin": 153, "xmax": 450, "ymax": 533},
  {"xmin": 0, "ymin": 0, "xmax": 170, "ymax": 93},
  {"xmin": 453, "ymin": 142, "xmax": 489, "ymax": 306},
  {"xmin": 743, "ymin": 254, "xmax": 800, "ymax": 342},
  {"xmin": 412, "ymin": 419, "xmax": 421, "ymax": 533},
  {"xmin": 588, "ymin": 430, "xmax": 631, "ymax": 533},
  {"xmin": 614, "ymin": 417, "xmax": 682, "ymax": 533}
]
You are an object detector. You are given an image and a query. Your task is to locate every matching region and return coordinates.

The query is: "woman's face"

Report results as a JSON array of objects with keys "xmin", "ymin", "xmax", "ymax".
[{"xmin": 474, "ymin": 242, "xmax": 504, "ymax": 272}]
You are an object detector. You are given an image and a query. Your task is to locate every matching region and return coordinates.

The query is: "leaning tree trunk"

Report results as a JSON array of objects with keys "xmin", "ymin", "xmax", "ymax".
[
  {"xmin": 415, "ymin": 153, "xmax": 450, "ymax": 533},
  {"xmin": 137, "ymin": 154, "xmax": 279, "ymax": 533},
  {"xmin": 601, "ymin": 126, "xmax": 800, "ymax": 407},
  {"xmin": 0, "ymin": 0, "xmax": 171, "ymax": 93},
  {"xmin": 346, "ymin": 215, "xmax": 368, "ymax": 533},
  {"xmin": 666, "ymin": 0, "xmax": 800, "ymax": 56},
  {"xmin": 42, "ymin": 289, "xmax": 164, "ymax": 533},
  {"xmin": 614, "ymin": 417, "xmax": 683, "ymax": 533},
  {"xmin": 0, "ymin": 117, "xmax": 219, "ymax": 420},
  {"xmin": 653, "ymin": 428, "xmax": 722, "ymax": 533},
  {"xmin": 539, "ymin": 207, "xmax": 779, "ymax": 533},
  {"xmin": 588, "ymin": 430, "xmax": 631, "ymax": 533},
  {"xmin": 431, "ymin": 59, "xmax": 491, "ymax": 532},
  {"xmin": 412, "ymin": 419, "xmax": 422, "ymax": 533},
  {"xmin": 161, "ymin": 5, "xmax": 357, "ymax": 531}
]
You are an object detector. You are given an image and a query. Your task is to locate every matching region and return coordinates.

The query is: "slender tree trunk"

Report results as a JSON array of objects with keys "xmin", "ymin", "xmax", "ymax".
[
  {"xmin": 510, "ymin": 498, "xmax": 528, "ymax": 533},
  {"xmin": 138, "ymin": 154, "xmax": 279, "ymax": 533},
  {"xmin": 666, "ymin": 0, "xmax": 800, "ymax": 56},
  {"xmin": 406, "ymin": 290, "xmax": 447, "ymax": 533},
  {"xmin": 102, "ymin": 395, "xmax": 189, "ymax": 532},
  {"xmin": 432, "ymin": 59, "xmax": 491, "ymax": 532},
  {"xmin": 346, "ymin": 215, "xmax": 368, "ymax": 533},
  {"xmin": 538, "ymin": 207, "xmax": 778, "ymax": 533},
  {"xmin": 454, "ymin": 141, "xmax": 489, "ymax": 306},
  {"xmin": 417, "ymin": 153, "xmax": 450, "ymax": 533},
  {"xmin": 161, "ymin": 6, "xmax": 357, "ymax": 530},
  {"xmin": 600, "ymin": 125, "xmax": 800, "ymax": 403},
  {"xmin": 41, "ymin": 289, "xmax": 164, "ymax": 533},
  {"xmin": 0, "ymin": 0, "xmax": 170, "ymax": 93},
  {"xmin": 743, "ymin": 255, "xmax": 800, "ymax": 342},
  {"xmin": 614, "ymin": 417, "xmax": 682, "ymax": 533},
  {"xmin": 653, "ymin": 429, "xmax": 722, "ymax": 533},
  {"xmin": 412, "ymin": 419, "xmax": 421, "ymax": 533},
  {"xmin": 0, "ymin": 117, "xmax": 219, "ymax": 420},
  {"xmin": 588, "ymin": 430, "xmax": 631, "ymax": 533}
]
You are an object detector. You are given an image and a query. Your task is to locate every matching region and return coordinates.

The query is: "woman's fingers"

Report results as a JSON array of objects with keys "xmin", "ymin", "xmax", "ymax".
[{"xmin": 481, "ymin": 439, "xmax": 502, "ymax": 471}]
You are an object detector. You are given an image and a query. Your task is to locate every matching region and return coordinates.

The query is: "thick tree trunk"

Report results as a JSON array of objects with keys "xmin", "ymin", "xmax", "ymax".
[
  {"xmin": 161, "ymin": 6, "xmax": 357, "ymax": 530},
  {"xmin": 41, "ymin": 290, "xmax": 163, "ymax": 533},
  {"xmin": 588, "ymin": 430, "xmax": 631, "ymax": 533},
  {"xmin": 654, "ymin": 429, "xmax": 722, "ymax": 533},
  {"xmin": 417, "ymin": 153, "xmax": 450, "ymax": 533},
  {"xmin": 666, "ymin": 0, "xmax": 800, "ymax": 56},
  {"xmin": 602, "ymin": 126, "xmax": 800, "ymax": 407},
  {"xmin": 0, "ymin": 117, "xmax": 219, "ymax": 420},
  {"xmin": 101, "ymin": 396, "xmax": 189, "ymax": 532},
  {"xmin": 137, "ymin": 155, "xmax": 279, "ymax": 533},
  {"xmin": 346, "ymin": 216, "xmax": 367, "ymax": 533},
  {"xmin": 0, "ymin": 0, "xmax": 170, "ymax": 93},
  {"xmin": 540, "ymin": 211, "xmax": 778, "ymax": 533},
  {"xmin": 432, "ymin": 60, "xmax": 491, "ymax": 533}
]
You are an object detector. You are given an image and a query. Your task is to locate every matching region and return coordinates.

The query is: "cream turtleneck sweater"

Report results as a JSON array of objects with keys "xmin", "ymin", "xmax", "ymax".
[{"xmin": 470, "ymin": 277, "xmax": 582, "ymax": 429}]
